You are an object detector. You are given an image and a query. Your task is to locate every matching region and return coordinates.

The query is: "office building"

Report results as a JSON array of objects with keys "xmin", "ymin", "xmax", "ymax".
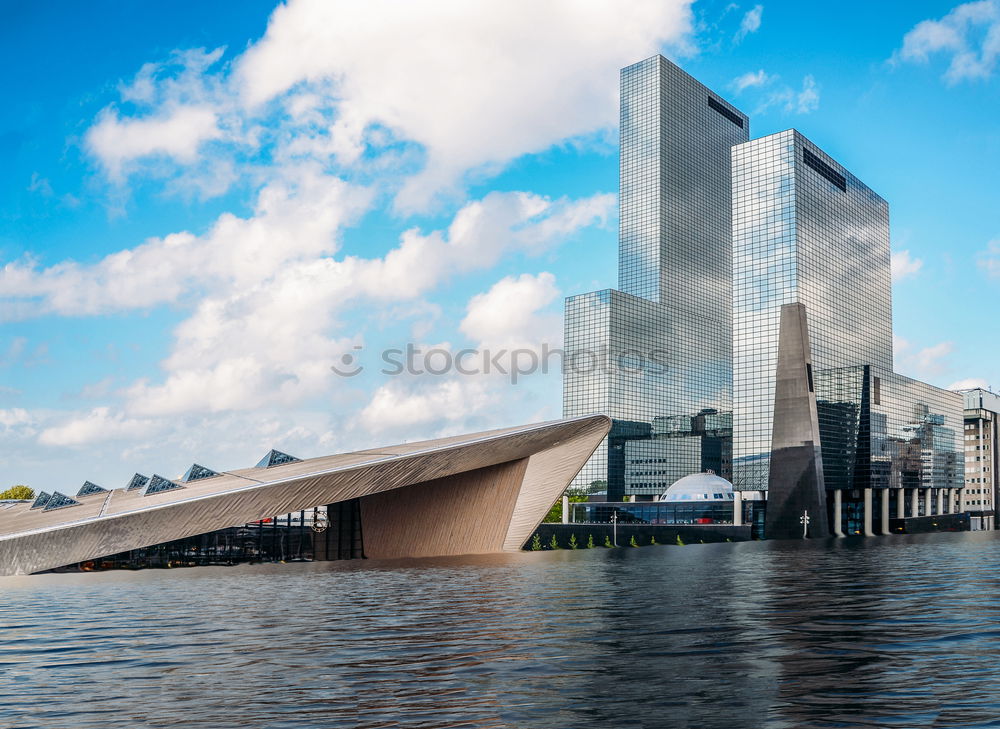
[
  {"xmin": 563, "ymin": 55, "xmax": 747, "ymax": 499},
  {"xmin": 959, "ymin": 388, "xmax": 999, "ymax": 530},
  {"xmin": 730, "ymin": 131, "xmax": 964, "ymax": 536}
]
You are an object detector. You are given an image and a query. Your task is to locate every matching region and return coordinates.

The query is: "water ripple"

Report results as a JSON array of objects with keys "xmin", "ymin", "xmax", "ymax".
[{"xmin": 3, "ymin": 532, "xmax": 1000, "ymax": 727}]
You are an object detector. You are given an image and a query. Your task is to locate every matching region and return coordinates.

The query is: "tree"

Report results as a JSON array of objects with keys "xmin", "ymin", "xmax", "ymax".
[
  {"xmin": 0, "ymin": 485, "xmax": 33, "ymax": 500},
  {"xmin": 542, "ymin": 488, "xmax": 590, "ymax": 523}
]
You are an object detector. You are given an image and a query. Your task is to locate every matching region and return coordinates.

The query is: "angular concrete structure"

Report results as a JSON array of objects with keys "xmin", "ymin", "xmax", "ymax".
[
  {"xmin": 0, "ymin": 416, "xmax": 610, "ymax": 575},
  {"xmin": 764, "ymin": 304, "xmax": 830, "ymax": 539}
]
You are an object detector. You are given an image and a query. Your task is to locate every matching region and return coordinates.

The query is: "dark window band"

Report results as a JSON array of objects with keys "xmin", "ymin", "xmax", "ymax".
[
  {"xmin": 803, "ymin": 148, "xmax": 847, "ymax": 192},
  {"xmin": 707, "ymin": 97, "xmax": 744, "ymax": 128}
]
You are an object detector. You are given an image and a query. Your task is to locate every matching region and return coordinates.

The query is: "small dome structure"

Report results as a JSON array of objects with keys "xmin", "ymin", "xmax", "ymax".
[{"xmin": 658, "ymin": 472, "xmax": 734, "ymax": 502}]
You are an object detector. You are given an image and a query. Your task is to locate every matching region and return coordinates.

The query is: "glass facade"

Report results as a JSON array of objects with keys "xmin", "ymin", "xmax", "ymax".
[
  {"xmin": 47, "ymin": 510, "xmax": 327, "ymax": 571},
  {"xmin": 570, "ymin": 501, "xmax": 735, "ymax": 526},
  {"xmin": 814, "ymin": 365, "xmax": 963, "ymax": 493},
  {"xmin": 564, "ymin": 55, "xmax": 747, "ymax": 497},
  {"xmin": 732, "ymin": 130, "xmax": 893, "ymax": 491}
]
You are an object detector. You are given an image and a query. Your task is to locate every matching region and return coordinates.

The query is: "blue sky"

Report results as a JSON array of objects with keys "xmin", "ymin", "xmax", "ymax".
[{"xmin": 2, "ymin": 0, "xmax": 998, "ymax": 490}]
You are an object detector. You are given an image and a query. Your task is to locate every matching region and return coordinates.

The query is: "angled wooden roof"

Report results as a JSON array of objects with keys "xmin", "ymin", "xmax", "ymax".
[{"xmin": 0, "ymin": 415, "xmax": 610, "ymax": 575}]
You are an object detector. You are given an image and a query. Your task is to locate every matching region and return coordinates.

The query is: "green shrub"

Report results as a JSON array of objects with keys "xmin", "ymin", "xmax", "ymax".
[
  {"xmin": 650, "ymin": 535, "xmax": 657, "ymax": 545},
  {"xmin": 587, "ymin": 534, "xmax": 594, "ymax": 549},
  {"xmin": 603, "ymin": 535, "xmax": 613, "ymax": 548},
  {"xmin": 549, "ymin": 534, "xmax": 559, "ymax": 550},
  {"xmin": 676, "ymin": 534, "xmax": 685, "ymax": 546},
  {"xmin": 530, "ymin": 533, "xmax": 542, "ymax": 551},
  {"xmin": 0, "ymin": 485, "xmax": 33, "ymax": 500},
  {"xmin": 629, "ymin": 535, "xmax": 638, "ymax": 547},
  {"xmin": 569, "ymin": 534, "xmax": 578, "ymax": 550}
]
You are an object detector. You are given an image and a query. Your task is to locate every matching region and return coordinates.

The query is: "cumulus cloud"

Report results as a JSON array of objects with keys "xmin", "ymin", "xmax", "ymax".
[
  {"xmin": 12, "ymin": 0, "xmax": 661, "ymax": 478},
  {"xmin": 0, "ymin": 167, "xmax": 372, "ymax": 319},
  {"xmin": 891, "ymin": 249, "xmax": 924, "ymax": 281},
  {"xmin": 948, "ymin": 377, "xmax": 992, "ymax": 390},
  {"xmin": 85, "ymin": 48, "xmax": 231, "ymax": 182},
  {"xmin": 460, "ymin": 272, "xmax": 562, "ymax": 350},
  {"xmin": 734, "ymin": 5, "xmax": 763, "ymax": 43},
  {"xmin": 894, "ymin": 335, "xmax": 955, "ymax": 380},
  {"xmin": 84, "ymin": 0, "xmax": 694, "ymax": 210},
  {"xmin": 125, "ymin": 191, "xmax": 608, "ymax": 417},
  {"xmin": 895, "ymin": 0, "xmax": 1000, "ymax": 83},
  {"xmin": 38, "ymin": 407, "xmax": 161, "ymax": 448}
]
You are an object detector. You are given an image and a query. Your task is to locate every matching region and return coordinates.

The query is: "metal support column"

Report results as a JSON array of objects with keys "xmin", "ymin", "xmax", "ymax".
[
  {"xmin": 897, "ymin": 488, "xmax": 906, "ymax": 519},
  {"xmin": 733, "ymin": 491, "xmax": 743, "ymax": 527},
  {"xmin": 863, "ymin": 488, "xmax": 874, "ymax": 537},
  {"xmin": 833, "ymin": 489, "xmax": 844, "ymax": 537},
  {"xmin": 881, "ymin": 489, "xmax": 890, "ymax": 535}
]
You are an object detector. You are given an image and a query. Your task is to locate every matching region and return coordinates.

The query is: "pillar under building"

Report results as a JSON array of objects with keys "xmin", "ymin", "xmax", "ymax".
[
  {"xmin": 863, "ymin": 488, "xmax": 874, "ymax": 537},
  {"xmin": 881, "ymin": 489, "xmax": 890, "ymax": 535},
  {"xmin": 832, "ymin": 489, "xmax": 844, "ymax": 537}
]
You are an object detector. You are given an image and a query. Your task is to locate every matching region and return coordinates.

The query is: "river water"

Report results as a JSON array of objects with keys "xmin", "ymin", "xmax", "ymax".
[{"xmin": 3, "ymin": 531, "xmax": 1000, "ymax": 729}]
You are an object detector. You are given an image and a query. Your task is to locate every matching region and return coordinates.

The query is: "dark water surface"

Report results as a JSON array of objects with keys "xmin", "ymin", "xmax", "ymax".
[{"xmin": 4, "ymin": 531, "xmax": 1000, "ymax": 729}]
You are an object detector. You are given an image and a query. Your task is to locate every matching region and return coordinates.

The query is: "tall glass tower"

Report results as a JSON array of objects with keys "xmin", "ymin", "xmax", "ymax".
[
  {"xmin": 731, "ymin": 130, "xmax": 962, "ymax": 536},
  {"xmin": 563, "ymin": 55, "xmax": 748, "ymax": 499},
  {"xmin": 731, "ymin": 130, "xmax": 893, "ymax": 492}
]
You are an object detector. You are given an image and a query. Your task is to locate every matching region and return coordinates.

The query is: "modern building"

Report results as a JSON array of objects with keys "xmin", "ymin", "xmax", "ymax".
[
  {"xmin": 730, "ymin": 130, "xmax": 965, "ymax": 537},
  {"xmin": 959, "ymin": 388, "xmax": 1000, "ymax": 530},
  {"xmin": 0, "ymin": 416, "xmax": 609, "ymax": 575},
  {"xmin": 564, "ymin": 55, "xmax": 967, "ymax": 538},
  {"xmin": 563, "ymin": 55, "xmax": 747, "ymax": 500}
]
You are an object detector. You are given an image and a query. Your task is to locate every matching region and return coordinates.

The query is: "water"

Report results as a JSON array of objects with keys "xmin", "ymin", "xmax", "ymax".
[{"xmin": 3, "ymin": 532, "xmax": 1000, "ymax": 729}]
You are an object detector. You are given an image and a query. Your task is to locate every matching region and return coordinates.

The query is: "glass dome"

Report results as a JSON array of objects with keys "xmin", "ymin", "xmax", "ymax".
[{"xmin": 658, "ymin": 472, "xmax": 734, "ymax": 502}]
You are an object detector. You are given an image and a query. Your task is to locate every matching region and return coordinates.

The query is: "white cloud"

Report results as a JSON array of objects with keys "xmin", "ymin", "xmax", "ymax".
[
  {"xmin": 794, "ymin": 75, "xmax": 820, "ymax": 113},
  {"xmin": 38, "ymin": 407, "xmax": 161, "ymax": 448},
  {"xmin": 896, "ymin": 0, "xmax": 1000, "ymax": 83},
  {"xmin": 0, "ymin": 167, "xmax": 373, "ymax": 319},
  {"xmin": 84, "ymin": 0, "xmax": 693, "ymax": 210},
  {"xmin": 894, "ymin": 335, "xmax": 955, "ymax": 380},
  {"xmin": 948, "ymin": 377, "xmax": 991, "ymax": 390},
  {"xmin": 732, "ymin": 69, "xmax": 772, "ymax": 91},
  {"xmin": 734, "ymin": 4, "xmax": 763, "ymax": 43},
  {"xmin": 125, "ymin": 191, "xmax": 608, "ymax": 418},
  {"xmin": 891, "ymin": 249, "xmax": 924, "ymax": 281},
  {"xmin": 752, "ymin": 75, "xmax": 820, "ymax": 115},
  {"xmin": 0, "ymin": 408, "xmax": 33, "ymax": 431},
  {"xmin": 978, "ymin": 239, "xmax": 1000, "ymax": 277},
  {"xmin": 358, "ymin": 378, "xmax": 502, "ymax": 435},
  {"xmin": 86, "ymin": 105, "xmax": 223, "ymax": 181},
  {"xmin": 460, "ymin": 272, "xmax": 562, "ymax": 350}
]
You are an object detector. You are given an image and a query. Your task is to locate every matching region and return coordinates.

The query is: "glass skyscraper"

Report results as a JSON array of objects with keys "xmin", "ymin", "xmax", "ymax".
[
  {"xmin": 731, "ymin": 130, "xmax": 894, "ymax": 491},
  {"xmin": 565, "ymin": 56, "xmax": 964, "ymax": 533},
  {"xmin": 564, "ymin": 55, "xmax": 747, "ymax": 499},
  {"xmin": 730, "ymin": 131, "xmax": 963, "ymax": 534}
]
